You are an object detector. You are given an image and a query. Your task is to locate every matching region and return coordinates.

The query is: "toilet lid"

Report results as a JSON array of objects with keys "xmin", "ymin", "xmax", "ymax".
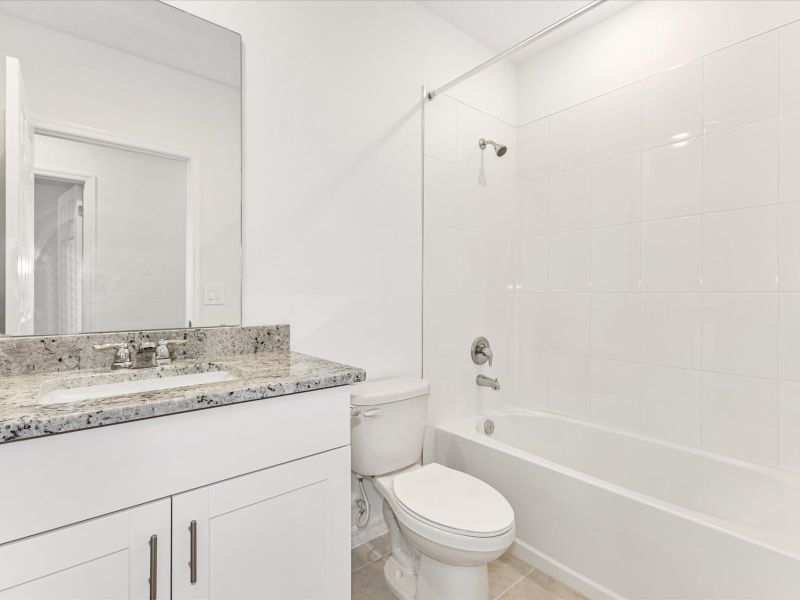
[{"xmin": 393, "ymin": 464, "xmax": 514, "ymax": 538}]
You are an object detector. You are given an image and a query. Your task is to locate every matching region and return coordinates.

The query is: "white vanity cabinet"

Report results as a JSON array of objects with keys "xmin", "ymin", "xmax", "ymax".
[
  {"xmin": 0, "ymin": 499, "xmax": 171, "ymax": 600},
  {"xmin": 0, "ymin": 387, "xmax": 352, "ymax": 600},
  {"xmin": 172, "ymin": 448, "xmax": 350, "ymax": 599}
]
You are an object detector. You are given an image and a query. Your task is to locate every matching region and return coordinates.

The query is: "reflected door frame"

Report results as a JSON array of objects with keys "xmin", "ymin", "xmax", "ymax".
[
  {"xmin": 33, "ymin": 168, "xmax": 97, "ymax": 332},
  {"xmin": 31, "ymin": 118, "xmax": 201, "ymax": 330}
]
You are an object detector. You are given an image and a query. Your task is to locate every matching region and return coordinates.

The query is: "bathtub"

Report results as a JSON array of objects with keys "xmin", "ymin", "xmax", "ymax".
[{"xmin": 435, "ymin": 412, "xmax": 800, "ymax": 599}]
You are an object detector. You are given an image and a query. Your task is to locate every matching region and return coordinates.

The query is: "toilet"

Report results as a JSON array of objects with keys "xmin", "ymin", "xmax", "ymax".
[{"xmin": 350, "ymin": 378, "xmax": 515, "ymax": 600}]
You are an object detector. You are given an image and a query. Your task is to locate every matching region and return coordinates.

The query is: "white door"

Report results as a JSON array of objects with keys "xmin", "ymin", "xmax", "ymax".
[
  {"xmin": 56, "ymin": 184, "xmax": 83, "ymax": 333},
  {"xmin": 4, "ymin": 56, "xmax": 35, "ymax": 335},
  {"xmin": 0, "ymin": 498, "xmax": 171, "ymax": 599},
  {"xmin": 172, "ymin": 447, "xmax": 351, "ymax": 600}
]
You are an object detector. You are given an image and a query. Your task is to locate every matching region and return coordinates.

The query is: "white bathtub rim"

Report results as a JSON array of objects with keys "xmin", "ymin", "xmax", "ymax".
[
  {"xmin": 509, "ymin": 538, "xmax": 622, "ymax": 600},
  {"xmin": 436, "ymin": 411, "xmax": 800, "ymax": 561},
  {"xmin": 474, "ymin": 409, "xmax": 800, "ymax": 487}
]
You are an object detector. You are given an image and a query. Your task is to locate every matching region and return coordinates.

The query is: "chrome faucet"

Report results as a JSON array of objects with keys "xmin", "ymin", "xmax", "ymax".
[
  {"xmin": 476, "ymin": 374, "xmax": 500, "ymax": 390},
  {"xmin": 132, "ymin": 342, "xmax": 158, "ymax": 369},
  {"xmin": 94, "ymin": 339, "xmax": 186, "ymax": 370},
  {"xmin": 471, "ymin": 336, "xmax": 494, "ymax": 367}
]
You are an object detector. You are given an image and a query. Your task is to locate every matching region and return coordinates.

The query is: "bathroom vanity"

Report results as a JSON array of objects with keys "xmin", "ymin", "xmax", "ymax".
[{"xmin": 0, "ymin": 325, "xmax": 365, "ymax": 599}]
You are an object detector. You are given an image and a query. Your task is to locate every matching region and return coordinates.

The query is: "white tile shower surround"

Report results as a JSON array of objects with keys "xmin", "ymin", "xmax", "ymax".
[
  {"xmin": 351, "ymin": 534, "xmax": 585, "ymax": 600},
  {"xmin": 505, "ymin": 23, "xmax": 800, "ymax": 473},
  {"xmin": 423, "ymin": 94, "xmax": 518, "ymax": 452}
]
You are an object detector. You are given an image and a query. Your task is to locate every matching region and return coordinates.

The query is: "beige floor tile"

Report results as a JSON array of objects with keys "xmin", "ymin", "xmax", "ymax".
[
  {"xmin": 489, "ymin": 551, "xmax": 534, "ymax": 599},
  {"xmin": 351, "ymin": 559, "xmax": 394, "ymax": 600},
  {"xmin": 499, "ymin": 569, "xmax": 586, "ymax": 600},
  {"xmin": 528, "ymin": 569, "xmax": 587, "ymax": 600},
  {"xmin": 352, "ymin": 534, "xmax": 391, "ymax": 572}
]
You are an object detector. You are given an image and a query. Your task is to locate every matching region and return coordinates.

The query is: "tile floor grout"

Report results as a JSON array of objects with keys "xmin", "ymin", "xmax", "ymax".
[
  {"xmin": 493, "ymin": 567, "xmax": 535, "ymax": 600},
  {"xmin": 351, "ymin": 550, "xmax": 391, "ymax": 575}
]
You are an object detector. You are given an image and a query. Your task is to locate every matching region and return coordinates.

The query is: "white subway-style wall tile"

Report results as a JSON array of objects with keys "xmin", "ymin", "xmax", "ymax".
[
  {"xmin": 423, "ymin": 357, "xmax": 464, "ymax": 426},
  {"xmin": 703, "ymin": 372, "xmax": 778, "ymax": 466},
  {"xmin": 642, "ymin": 294, "xmax": 702, "ymax": 369},
  {"xmin": 641, "ymin": 216, "xmax": 701, "ymax": 292},
  {"xmin": 513, "ymin": 349, "xmax": 548, "ymax": 410},
  {"xmin": 779, "ymin": 111, "xmax": 800, "ymax": 204},
  {"xmin": 702, "ymin": 118, "xmax": 779, "ymax": 212},
  {"xmin": 548, "ymin": 353, "xmax": 591, "ymax": 419},
  {"xmin": 703, "ymin": 293, "xmax": 778, "ymax": 379},
  {"xmin": 548, "ymin": 230, "xmax": 591, "ymax": 292},
  {"xmin": 779, "ymin": 293, "xmax": 800, "ymax": 382},
  {"xmin": 457, "ymin": 293, "xmax": 514, "ymax": 357},
  {"xmin": 702, "ymin": 205, "xmax": 778, "ymax": 292},
  {"xmin": 591, "ymin": 223, "xmax": 641, "ymax": 293},
  {"xmin": 641, "ymin": 139, "xmax": 702, "ymax": 221},
  {"xmin": 548, "ymin": 294, "xmax": 591, "ymax": 355},
  {"xmin": 590, "ymin": 153, "xmax": 641, "ymax": 227},
  {"xmin": 423, "ymin": 293, "xmax": 459, "ymax": 361},
  {"xmin": 590, "ymin": 358, "xmax": 641, "ymax": 432},
  {"xmin": 549, "ymin": 103, "xmax": 590, "ymax": 171},
  {"xmin": 591, "ymin": 294, "xmax": 641, "ymax": 363},
  {"xmin": 517, "ymin": 118, "xmax": 549, "ymax": 179},
  {"xmin": 779, "ymin": 381, "xmax": 800, "ymax": 471},
  {"xmin": 518, "ymin": 235, "xmax": 548, "ymax": 293},
  {"xmin": 590, "ymin": 83, "xmax": 642, "ymax": 162},
  {"xmin": 456, "ymin": 102, "xmax": 486, "ymax": 170},
  {"xmin": 640, "ymin": 365, "xmax": 702, "ymax": 447},
  {"xmin": 516, "ymin": 294, "xmax": 549, "ymax": 352},
  {"xmin": 549, "ymin": 167, "xmax": 591, "ymax": 232},
  {"xmin": 425, "ymin": 94, "xmax": 458, "ymax": 163},
  {"xmin": 780, "ymin": 21, "xmax": 800, "ymax": 115},
  {"xmin": 780, "ymin": 203, "xmax": 800, "ymax": 290},
  {"xmin": 642, "ymin": 59, "xmax": 703, "ymax": 148},
  {"xmin": 517, "ymin": 176, "xmax": 549, "ymax": 236},
  {"xmin": 703, "ymin": 32, "xmax": 779, "ymax": 133}
]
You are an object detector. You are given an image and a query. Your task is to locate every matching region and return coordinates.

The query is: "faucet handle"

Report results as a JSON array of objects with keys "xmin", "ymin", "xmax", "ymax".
[
  {"xmin": 471, "ymin": 336, "xmax": 494, "ymax": 367},
  {"xmin": 156, "ymin": 339, "xmax": 188, "ymax": 364},
  {"xmin": 93, "ymin": 342, "xmax": 132, "ymax": 369}
]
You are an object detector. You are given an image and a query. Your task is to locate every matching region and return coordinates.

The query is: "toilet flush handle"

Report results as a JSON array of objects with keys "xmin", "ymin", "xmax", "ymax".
[{"xmin": 349, "ymin": 406, "xmax": 382, "ymax": 418}]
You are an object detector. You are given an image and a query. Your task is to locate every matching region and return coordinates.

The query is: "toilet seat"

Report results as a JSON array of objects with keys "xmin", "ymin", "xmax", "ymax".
[{"xmin": 392, "ymin": 463, "xmax": 514, "ymax": 538}]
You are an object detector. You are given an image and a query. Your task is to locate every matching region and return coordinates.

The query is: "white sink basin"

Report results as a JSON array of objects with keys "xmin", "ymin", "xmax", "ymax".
[{"xmin": 39, "ymin": 371, "xmax": 238, "ymax": 404}]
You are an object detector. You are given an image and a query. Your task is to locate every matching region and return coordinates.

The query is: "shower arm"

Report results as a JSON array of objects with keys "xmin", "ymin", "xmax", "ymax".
[{"xmin": 425, "ymin": 0, "xmax": 607, "ymax": 101}]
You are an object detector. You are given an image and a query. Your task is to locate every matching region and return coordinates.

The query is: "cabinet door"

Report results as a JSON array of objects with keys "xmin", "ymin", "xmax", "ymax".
[
  {"xmin": 0, "ymin": 498, "xmax": 171, "ymax": 600},
  {"xmin": 173, "ymin": 447, "xmax": 350, "ymax": 600}
]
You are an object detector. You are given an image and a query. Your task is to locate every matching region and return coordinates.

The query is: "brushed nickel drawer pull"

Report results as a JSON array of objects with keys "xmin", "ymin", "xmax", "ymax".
[
  {"xmin": 189, "ymin": 520, "xmax": 198, "ymax": 584},
  {"xmin": 148, "ymin": 534, "xmax": 158, "ymax": 600}
]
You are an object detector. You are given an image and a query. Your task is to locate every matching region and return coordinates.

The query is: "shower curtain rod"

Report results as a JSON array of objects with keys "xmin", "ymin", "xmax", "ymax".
[{"xmin": 426, "ymin": 0, "xmax": 607, "ymax": 101}]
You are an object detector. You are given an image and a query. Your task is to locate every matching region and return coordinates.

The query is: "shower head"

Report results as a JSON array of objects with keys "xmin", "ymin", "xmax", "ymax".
[{"xmin": 479, "ymin": 138, "xmax": 508, "ymax": 157}]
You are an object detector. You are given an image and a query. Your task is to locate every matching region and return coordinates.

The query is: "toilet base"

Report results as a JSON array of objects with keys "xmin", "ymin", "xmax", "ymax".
[
  {"xmin": 384, "ymin": 556, "xmax": 417, "ymax": 600},
  {"xmin": 415, "ymin": 553, "xmax": 489, "ymax": 600}
]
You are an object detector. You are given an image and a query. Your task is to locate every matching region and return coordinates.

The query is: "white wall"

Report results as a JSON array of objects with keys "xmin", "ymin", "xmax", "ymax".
[
  {"xmin": 514, "ymin": 1, "xmax": 800, "ymax": 472},
  {"xmin": 171, "ymin": 0, "xmax": 516, "ymax": 545},
  {"xmin": 35, "ymin": 135, "xmax": 187, "ymax": 333},
  {"xmin": 0, "ymin": 11, "xmax": 240, "ymax": 328}
]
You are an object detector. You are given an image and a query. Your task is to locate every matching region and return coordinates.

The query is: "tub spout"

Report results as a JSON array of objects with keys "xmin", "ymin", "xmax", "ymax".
[{"xmin": 476, "ymin": 374, "xmax": 500, "ymax": 390}]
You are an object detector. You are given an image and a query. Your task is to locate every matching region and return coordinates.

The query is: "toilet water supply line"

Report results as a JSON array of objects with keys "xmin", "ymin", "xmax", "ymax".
[
  {"xmin": 355, "ymin": 475, "xmax": 371, "ymax": 528},
  {"xmin": 351, "ymin": 404, "xmax": 382, "ymax": 528}
]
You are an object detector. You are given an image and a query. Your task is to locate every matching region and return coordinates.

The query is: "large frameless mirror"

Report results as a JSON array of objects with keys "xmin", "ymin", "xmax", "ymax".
[{"xmin": 0, "ymin": 0, "xmax": 241, "ymax": 335}]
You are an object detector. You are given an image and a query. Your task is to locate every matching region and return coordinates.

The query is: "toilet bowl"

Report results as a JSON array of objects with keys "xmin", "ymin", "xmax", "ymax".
[{"xmin": 350, "ymin": 378, "xmax": 515, "ymax": 599}]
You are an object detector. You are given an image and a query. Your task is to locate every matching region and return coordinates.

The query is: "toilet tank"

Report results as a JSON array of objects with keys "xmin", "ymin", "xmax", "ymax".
[{"xmin": 350, "ymin": 378, "xmax": 429, "ymax": 477}]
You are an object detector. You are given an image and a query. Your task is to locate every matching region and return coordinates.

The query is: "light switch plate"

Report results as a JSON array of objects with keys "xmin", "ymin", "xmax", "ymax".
[{"xmin": 204, "ymin": 284, "xmax": 225, "ymax": 305}]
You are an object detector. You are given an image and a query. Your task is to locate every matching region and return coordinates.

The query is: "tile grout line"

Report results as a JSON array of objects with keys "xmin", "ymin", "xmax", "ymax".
[{"xmin": 492, "ymin": 567, "xmax": 535, "ymax": 600}]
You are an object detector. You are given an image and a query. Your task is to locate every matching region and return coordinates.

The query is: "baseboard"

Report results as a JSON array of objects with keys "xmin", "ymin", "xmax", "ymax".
[
  {"xmin": 510, "ymin": 538, "xmax": 622, "ymax": 600},
  {"xmin": 351, "ymin": 517, "xmax": 388, "ymax": 548}
]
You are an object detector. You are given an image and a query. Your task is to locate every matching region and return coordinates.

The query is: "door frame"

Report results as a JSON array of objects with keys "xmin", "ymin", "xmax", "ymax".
[
  {"xmin": 31, "ymin": 117, "xmax": 202, "ymax": 328},
  {"xmin": 33, "ymin": 168, "xmax": 97, "ymax": 332}
]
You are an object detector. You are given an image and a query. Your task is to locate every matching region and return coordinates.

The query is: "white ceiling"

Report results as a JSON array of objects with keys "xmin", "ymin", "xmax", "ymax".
[{"xmin": 419, "ymin": 0, "xmax": 635, "ymax": 64}]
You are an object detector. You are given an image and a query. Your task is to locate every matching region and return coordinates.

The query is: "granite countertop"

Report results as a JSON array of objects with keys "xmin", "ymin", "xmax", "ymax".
[{"xmin": 0, "ymin": 351, "xmax": 366, "ymax": 444}]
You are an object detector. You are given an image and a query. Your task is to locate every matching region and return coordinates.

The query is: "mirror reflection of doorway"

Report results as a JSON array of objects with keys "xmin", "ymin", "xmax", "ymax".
[{"xmin": 33, "ymin": 176, "xmax": 84, "ymax": 334}]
